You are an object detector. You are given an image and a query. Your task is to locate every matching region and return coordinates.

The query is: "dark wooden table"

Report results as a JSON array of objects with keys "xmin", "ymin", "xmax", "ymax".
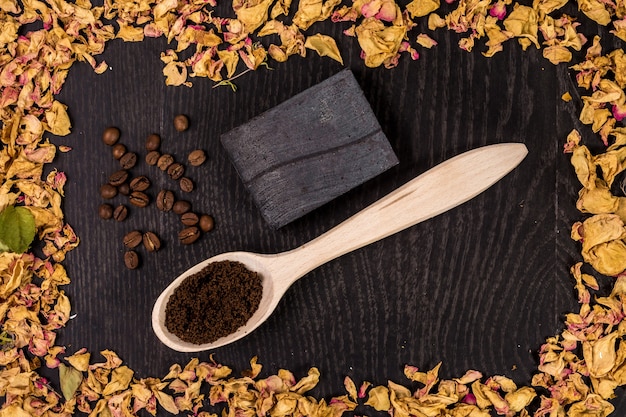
[{"xmin": 46, "ymin": 8, "xmax": 625, "ymax": 414}]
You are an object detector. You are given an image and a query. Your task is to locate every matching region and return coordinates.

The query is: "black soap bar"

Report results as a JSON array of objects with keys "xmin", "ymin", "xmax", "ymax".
[{"xmin": 220, "ymin": 69, "xmax": 399, "ymax": 229}]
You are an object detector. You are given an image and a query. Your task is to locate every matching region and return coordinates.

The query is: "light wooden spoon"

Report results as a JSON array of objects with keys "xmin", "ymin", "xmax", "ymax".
[{"xmin": 152, "ymin": 143, "xmax": 528, "ymax": 352}]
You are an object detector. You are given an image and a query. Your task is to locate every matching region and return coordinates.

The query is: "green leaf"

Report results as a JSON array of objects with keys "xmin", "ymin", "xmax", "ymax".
[
  {"xmin": 0, "ymin": 206, "xmax": 36, "ymax": 254},
  {"xmin": 59, "ymin": 363, "xmax": 83, "ymax": 401}
]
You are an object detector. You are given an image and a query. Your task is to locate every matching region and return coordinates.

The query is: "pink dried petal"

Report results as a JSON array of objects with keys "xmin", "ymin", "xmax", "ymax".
[
  {"xmin": 613, "ymin": 103, "xmax": 626, "ymax": 121},
  {"xmin": 360, "ymin": 0, "xmax": 380, "ymax": 17},
  {"xmin": 375, "ymin": 1, "xmax": 397, "ymax": 21},
  {"xmin": 489, "ymin": 2, "xmax": 507, "ymax": 19},
  {"xmin": 463, "ymin": 393, "xmax": 477, "ymax": 404}
]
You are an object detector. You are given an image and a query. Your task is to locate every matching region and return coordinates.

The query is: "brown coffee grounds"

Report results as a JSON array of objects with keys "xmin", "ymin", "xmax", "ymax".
[{"xmin": 164, "ymin": 260, "xmax": 263, "ymax": 344}]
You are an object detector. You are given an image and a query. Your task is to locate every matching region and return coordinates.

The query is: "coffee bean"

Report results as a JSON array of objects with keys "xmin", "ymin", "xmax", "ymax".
[
  {"xmin": 123, "ymin": 230, "xmax": 143, "ymax": 248},
  {"xmin": 98, "ymin": 203, "xmax": 113, "ymax": 220},
  {"xmin": 167, "ymin": 162, "xmax": 185, "ymax": 180},
  {"xmin": 172, "ymin": 200, "xmax": 191, "ymax": 215},
  {"xmin": 187, "ymin": 149, "xmax": 206, "ymax": 166},
  {"xmin": 112, "ymin": 143, "xmax": 126, "ymax": 160},
  {"xmin": 143, "ymin": 231, "xmax": 161, "ymax": 252},
  {"xmin": 156, "ymin": 189, "xmax": 175, "ymax": 212},
  {"xmin": 146, "ymin": 151, "xmax": 161, "ymax": 166},
  {"xmin": 118, "ymin": 183, "xmax": 130, "ymax": 196},
  {"xmin": 129, "ymin": 175, "xmax": 151, "ymax": 192},
  {"xmin": 178, "ymin": 226, "xmax": 200, "ymax": 244},
  {"xmin": 124, "ymin": 250, "xmax": 140, "ymax": 270},
  {"xmin": 120, "ymin": 152, "xmax": 137, "ymax": 169},
  {"xmin": 179, "ymin": 177, "xmax": 194, "ymax": 193},
  {"xmin": 108, "ymin": 169, "xmax": 129, "ymax": 187},
  {"xmin": 157, "ymin": 154, "xmax": 174, "ymax": 171},
  {"xmin": 102, "ymin": 126, "xmax": 120, "ymax": 146},
  {"xmin": 100, "ymin": 183, "xmax": 117, "ymax": 199},
  {"xmin": 145, "ymin": 133, "xmax": 161, "ymax": 151},
  {"xmin": 181, "ymin": 212, "xmax": 199, "ymax": 226},
  {"xmin": 199, "ymin": 214, "xmax": 215, "ymax": 232},
  {"xmin": 173, "ymin": 114, "xmax": 189, "ymax": 132},
  {"xmin": 113, "ymin": 204, "xmax": 128, "ymax": 222},
  {"xmin": 129, "ymin": 191, "xmax": 150, "ymax": 208}
]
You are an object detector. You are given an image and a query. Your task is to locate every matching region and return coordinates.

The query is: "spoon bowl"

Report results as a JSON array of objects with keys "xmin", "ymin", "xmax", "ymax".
[
  {"xmin": 152, "ymin": 143, "xmax": 528, "ymax": 352},
  {"xmin": 152, "ymin": 251, "xmax": 282, "ymax": 352}
]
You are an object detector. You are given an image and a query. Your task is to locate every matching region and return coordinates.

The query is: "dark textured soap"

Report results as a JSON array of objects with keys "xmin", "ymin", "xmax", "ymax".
[{"xmin": 220, "ymin": 69, "xmax": 399, "ymax": 229}]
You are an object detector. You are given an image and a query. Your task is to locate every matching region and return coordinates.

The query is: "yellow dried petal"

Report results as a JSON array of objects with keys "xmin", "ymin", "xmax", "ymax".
[
  {"xmin": 116, "ymin": 23, "xmax": 145, "ymax": 42},
  {"xmin": 502, "ymin": 4, "xmax": 539, "ymax": 49},
  {"xmin": 576, "ymin": 214, "xmax": 626, "ymax": 276},
  {"xmin": 355, "ymin": 17, "xmax": 406, "ymax": 67},
  {"xmin": 66, "ymin": 349, "xmax": 91, "ymax": 372},
  {"xmin": 576, "ymin": 179, "xmax": 621, "ymax": 215},
  {"xmin": 234, "ymin": 0, "xmax": 275, "ymax": 32},
  {"xmin": 406, "ymin": 0, "xmax": 439, "ymax": 17},
  {"xmin": 578, "ymin": 0, "xmax": 612, "ymax": 25},
  {"xmin": 568, "ymin": 394, "xmax": 614, "ymax": 417},
  {"xmin": 365, "ymin": 385, "xmax": 390, "ymax": 411},
  {"xmin": 291, "ymin": 367, "xmax": 320, "ymax": 394},
  {"xmin": 293, "ymin": 0, "xmax": 341, "ymax": 30},
  {"xmin": 570, "ymin": 143, "xmax": 596, "ymax": 189},
  {"xmin": 304, "ymin": 33, "xmax": 343, "ymax": 64},
  {"xmin": 504, "ymin": 386, "xmax": 536, "ymax": 412},
  {"xmin": 161, "ymin": 52, "xmax": 192, "ymax": 87},
  {"xmin": 427, "ymin": 13, "xmax": 446, "ymax": 30},
  {"xmin": 102, "ymin": 365, "xmax": 134, "ymax": 396},
  {"xmin": 543, "ymin": 45, "xmax": 572, "ymax": 64},
  {"xmin": 416, "ymin": 33, "xmax": 437, "ymax": 48},
  {"xmin": 583, "ymin": 333, "xmax": 618, "ymax": 378},
  {"xmin": 217, "ymin": 50, "xmax": 240, "ymax": 78},
  {"xmin": 44, "ymin": 101, "xmax": 71, "ymax": 136},
  {"xmin": 0, "ymin": 405, "xmax": 31, "ymax": 417},
  {"xmin": 155, "ymin": 389, "xmax": 179, "ymax": 414}
]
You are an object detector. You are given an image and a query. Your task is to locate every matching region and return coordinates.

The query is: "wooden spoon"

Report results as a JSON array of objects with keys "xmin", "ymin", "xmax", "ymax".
[{"xmin": 152, "ymin": 143, "xmax": 528, "ymax": 352}]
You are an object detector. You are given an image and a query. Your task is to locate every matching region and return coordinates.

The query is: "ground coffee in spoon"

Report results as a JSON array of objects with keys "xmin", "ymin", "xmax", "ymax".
[{"xmin": 164, "ymin": 260, "xmax": 263, "ymax": 344}]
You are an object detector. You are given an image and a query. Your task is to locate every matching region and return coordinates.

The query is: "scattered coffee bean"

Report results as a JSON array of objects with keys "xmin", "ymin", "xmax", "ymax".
[
  {"xmin": 167, "ymin": 162, "xmax": 185, "ymax": 180},
  {"xmin": 112, "ymin": 143, "xmax": 126, "ymax": 160},
  {"xmin": 100, "ymin": 183, "xmax": 117, "ymax": 199},
  {"xmin": 156, "ymin": 189, "xmax": 175, "ymax": 212},
  {"xmin": 145, "ymin": 133, "xmax": 161, "ymax": 151},
  {"xmin": 124, "ymin": 250, "xmax": 140, "ymax": 270},
  {"xmin": 98, "ymin": 203, "xmax": 113, "ymax": 220},
  {"xmin": 179, "ymin": 177, "xmax": 194, "ymax": 193},
  {"xmin": 174, "ymin": 114, "xmax": 189, "ymax": 132},
  {"xmin": 181, "ymin": 212, "xmax": 199, "ymax": 226},
  {"xmin": 143, "ymin": 231, "xmax": 161, "ymax": 252},
  {"xmin": 146, "ymin": 151, "xmax": 161, "ymax": 166},
  {"xmin": 129, "ymin": 175, "xmax": 151, "ymax": 192},
  {"xmin": 108, "ymin": 169, "xmax": 129, "ymax": 187},
  {"xmin": 102, "ymin": 126, "xmax": 120, "ymax": 146},
  {"xmin": 187, "ymin": 149, "xmax": 206, "ymax": 167},
  {"xmin": 118, "ymin": 183, "xmax": 130, "ymax": 196},
  {"xmin": 123, "ymin": 230, "xmax": 143, "ymax": 248},
  {"xmin": 129, "ymin": 191, "xmax": 150, "ymax": 208},
  {"xmin": 173, "ymin": 200, "xmax": 191, "ymax": 215},
  {"xmin": 178, "ymin": 226, "xmax": 200, "ymax": 244},
  {"xmin": 199, "ymin": 214, "xmax": 215, "ymax": 232},
  {"xmin": 120, "ymin": 152, "xmax": 138, "ymax": 169},
  {"xmin": 113, "ymin": 204, "xmax": 128, "ymax": 222},
  {"xmin": 157, "ymin": 154, "xmax": 174, "ymax": 171}
]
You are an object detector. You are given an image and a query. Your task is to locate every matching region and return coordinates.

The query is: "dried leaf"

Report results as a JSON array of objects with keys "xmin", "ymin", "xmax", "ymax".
[{"xmin": 59, "ymin": 363, "xmax": 83, "ymax": 401}]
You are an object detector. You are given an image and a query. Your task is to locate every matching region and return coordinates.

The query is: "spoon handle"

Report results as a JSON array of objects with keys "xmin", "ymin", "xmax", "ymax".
[{"xmin": 278, "ymin": 143, "xmax": 527, "ymax": 283}]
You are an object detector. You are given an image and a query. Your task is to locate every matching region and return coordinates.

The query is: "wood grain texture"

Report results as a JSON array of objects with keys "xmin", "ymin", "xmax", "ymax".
[{"xmin": 41, "ymin": 14, "xmax": 626, "ymax": 415}]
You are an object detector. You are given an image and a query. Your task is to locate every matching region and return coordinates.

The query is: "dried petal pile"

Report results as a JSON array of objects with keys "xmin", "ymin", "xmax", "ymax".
[{"xmin": 4, "ymin": 0, "xmax": 626, "ymax": 414}]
